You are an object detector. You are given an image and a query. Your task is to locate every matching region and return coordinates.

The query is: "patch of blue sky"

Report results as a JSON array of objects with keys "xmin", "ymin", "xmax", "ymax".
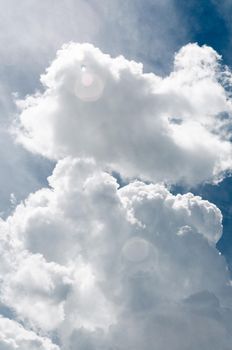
[
  {"xmin": 172, "ymin": 0, "xmax": 232, "ymax": 269},
  {"xmin": 174, "ymin": 0, "xmax": 231, "ymax": 65}
]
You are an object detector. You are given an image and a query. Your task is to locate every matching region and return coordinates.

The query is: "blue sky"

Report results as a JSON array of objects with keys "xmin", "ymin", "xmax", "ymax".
[
  {"xmin": 170, "ymin": 0, "xmax": 232, "ymax": 270},
  {"xmin": 176, "ymin": 0, "xmax": 230, "ymax": 59}
]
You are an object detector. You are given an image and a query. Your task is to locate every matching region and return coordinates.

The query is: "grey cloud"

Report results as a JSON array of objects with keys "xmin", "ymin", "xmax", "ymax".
[{"xmin": 0, "ymin": 157, "xmax": 230, "ymax": 349}]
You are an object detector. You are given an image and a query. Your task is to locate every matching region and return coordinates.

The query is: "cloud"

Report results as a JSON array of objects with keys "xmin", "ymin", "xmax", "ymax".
[
  {"xmin": 0, "ymin": 40, "xmax": 231, "ymax": 349},
  {"xmin": 0, "ymin": 157, "xmax": 231, "ymax": 349},
  {"xmin": 0, "ymin": 0, "xmax": 185, "ymax": 83},
  {"xmin": 0, "ymin": 316, "xmax": 59, "ymax": 350},
  {"xmin": 0, "ymin": 0, "xmax": 193, "ymax": 216},
  {"xmin": 0, "ymin": 128, "xmax": 53, "ymax": 217},
  {"xmin": 0, "ymin": 2, "xmax": 231, "ymax": 347},
  {"xmin": 15, "ymin": 42, "xmax": 232, "ymax": 186},
  {"xmin": 0, "ymin": 80, "xmax": 54, "ymax": 217}
]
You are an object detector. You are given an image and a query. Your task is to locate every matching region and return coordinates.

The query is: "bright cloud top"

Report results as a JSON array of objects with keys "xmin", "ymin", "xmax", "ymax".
[
  {"xmin": 15, "ymin": 42, "xmax": 232, "ymax": 186},
  {"xmin": 0, "ymin": 157, "xmax": 231, "ymax": 349}
]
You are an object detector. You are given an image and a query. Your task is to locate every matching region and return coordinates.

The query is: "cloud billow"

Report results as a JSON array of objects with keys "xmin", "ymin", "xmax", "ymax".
[
  {"xmin": 15, "ymin": 42, "xmax": 232, "ymax": 186},
  {"xmin": 0, "ymin": 43, "xmax": 232, "ymax": 349}
]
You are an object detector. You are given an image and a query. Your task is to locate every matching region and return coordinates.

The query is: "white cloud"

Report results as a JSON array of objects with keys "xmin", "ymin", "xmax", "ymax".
[
  {"xmin": 15, "ymin": 42, "xmax": 232, "ymax": 186},
  {"xmin": 1, "ymin": 253, "xmax": 72, "ymax": 331},
  {"xmin": 0, "ymin": 1, "xmax": 231, "ymax": 347},
  {"xmin": 0, "ymin": 157, "xmax": 231, "ymax": 349},
  {"xmin": 0, "ymin": 0, "xmax": 185, "ymax": 81},
  {"xmin": 0, "ymin": 0, "xmax": 189, "ymax": 214},
  {"xmin": 0, "ymin": 41, "xmax": 231, "ymax": 349},
  {"xmin": 0, "ymin": 316, "xmax": 59, "ymax": 350}
]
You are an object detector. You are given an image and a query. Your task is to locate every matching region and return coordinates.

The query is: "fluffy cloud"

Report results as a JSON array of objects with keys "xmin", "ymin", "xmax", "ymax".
[
  {"xmin": 15, "ymin": 42, "xmax": 232, "ymax": 186},
  {"xmin": 0, "ymin": 157, "xmax": 231, "ymax": 349},
  {"xmin": 0, "ymin": 316, "xmax": 59, "ymax": 350},
  {"xmin": 1, "ymin": 43, "xmax": 232, "ymax": 349}
]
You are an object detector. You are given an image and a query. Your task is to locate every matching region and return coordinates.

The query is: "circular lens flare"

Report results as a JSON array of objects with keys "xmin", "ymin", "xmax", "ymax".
[
  {"xmin": 81, "ymin": 72, "xmax": 94, "ymax": 87},
  {"xmin": 74, "ymin": 66, "xmax": 104, "ymax": 102},
  {"xmin": 122, "ymin": 237, "xmax": 150, "ymax": 263}
]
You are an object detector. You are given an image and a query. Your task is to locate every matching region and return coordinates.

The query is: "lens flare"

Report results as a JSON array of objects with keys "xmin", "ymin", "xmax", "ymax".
[
  {"xmin": 74, "ymin": 66, "xmax": 104, "ymax": 102},
  {"xmin": 122, "ymin": 237, "xmax": 150, "ymax": 263}
]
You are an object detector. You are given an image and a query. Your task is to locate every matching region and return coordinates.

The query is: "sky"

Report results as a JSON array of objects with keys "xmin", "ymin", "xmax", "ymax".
[{"xmin": 1, "ymin": 1, "xmax": 232, "ymax": 349}]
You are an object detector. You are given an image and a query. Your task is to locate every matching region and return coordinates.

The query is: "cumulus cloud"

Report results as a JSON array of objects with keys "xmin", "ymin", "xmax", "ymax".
[
  {"xmin": 0, "ymin": 157, "xmax": 231, "ymax": 349},
  {"xmin": 0, "ymin": 316, "xmax": 59, "ymax": 350},
  {"xmin": 0, "ymin": 43, "xmax": 232, "ymax": 349},
  {"xmin": 15, "ymin": 42, "xmax": 232, "ymax": 186}
]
